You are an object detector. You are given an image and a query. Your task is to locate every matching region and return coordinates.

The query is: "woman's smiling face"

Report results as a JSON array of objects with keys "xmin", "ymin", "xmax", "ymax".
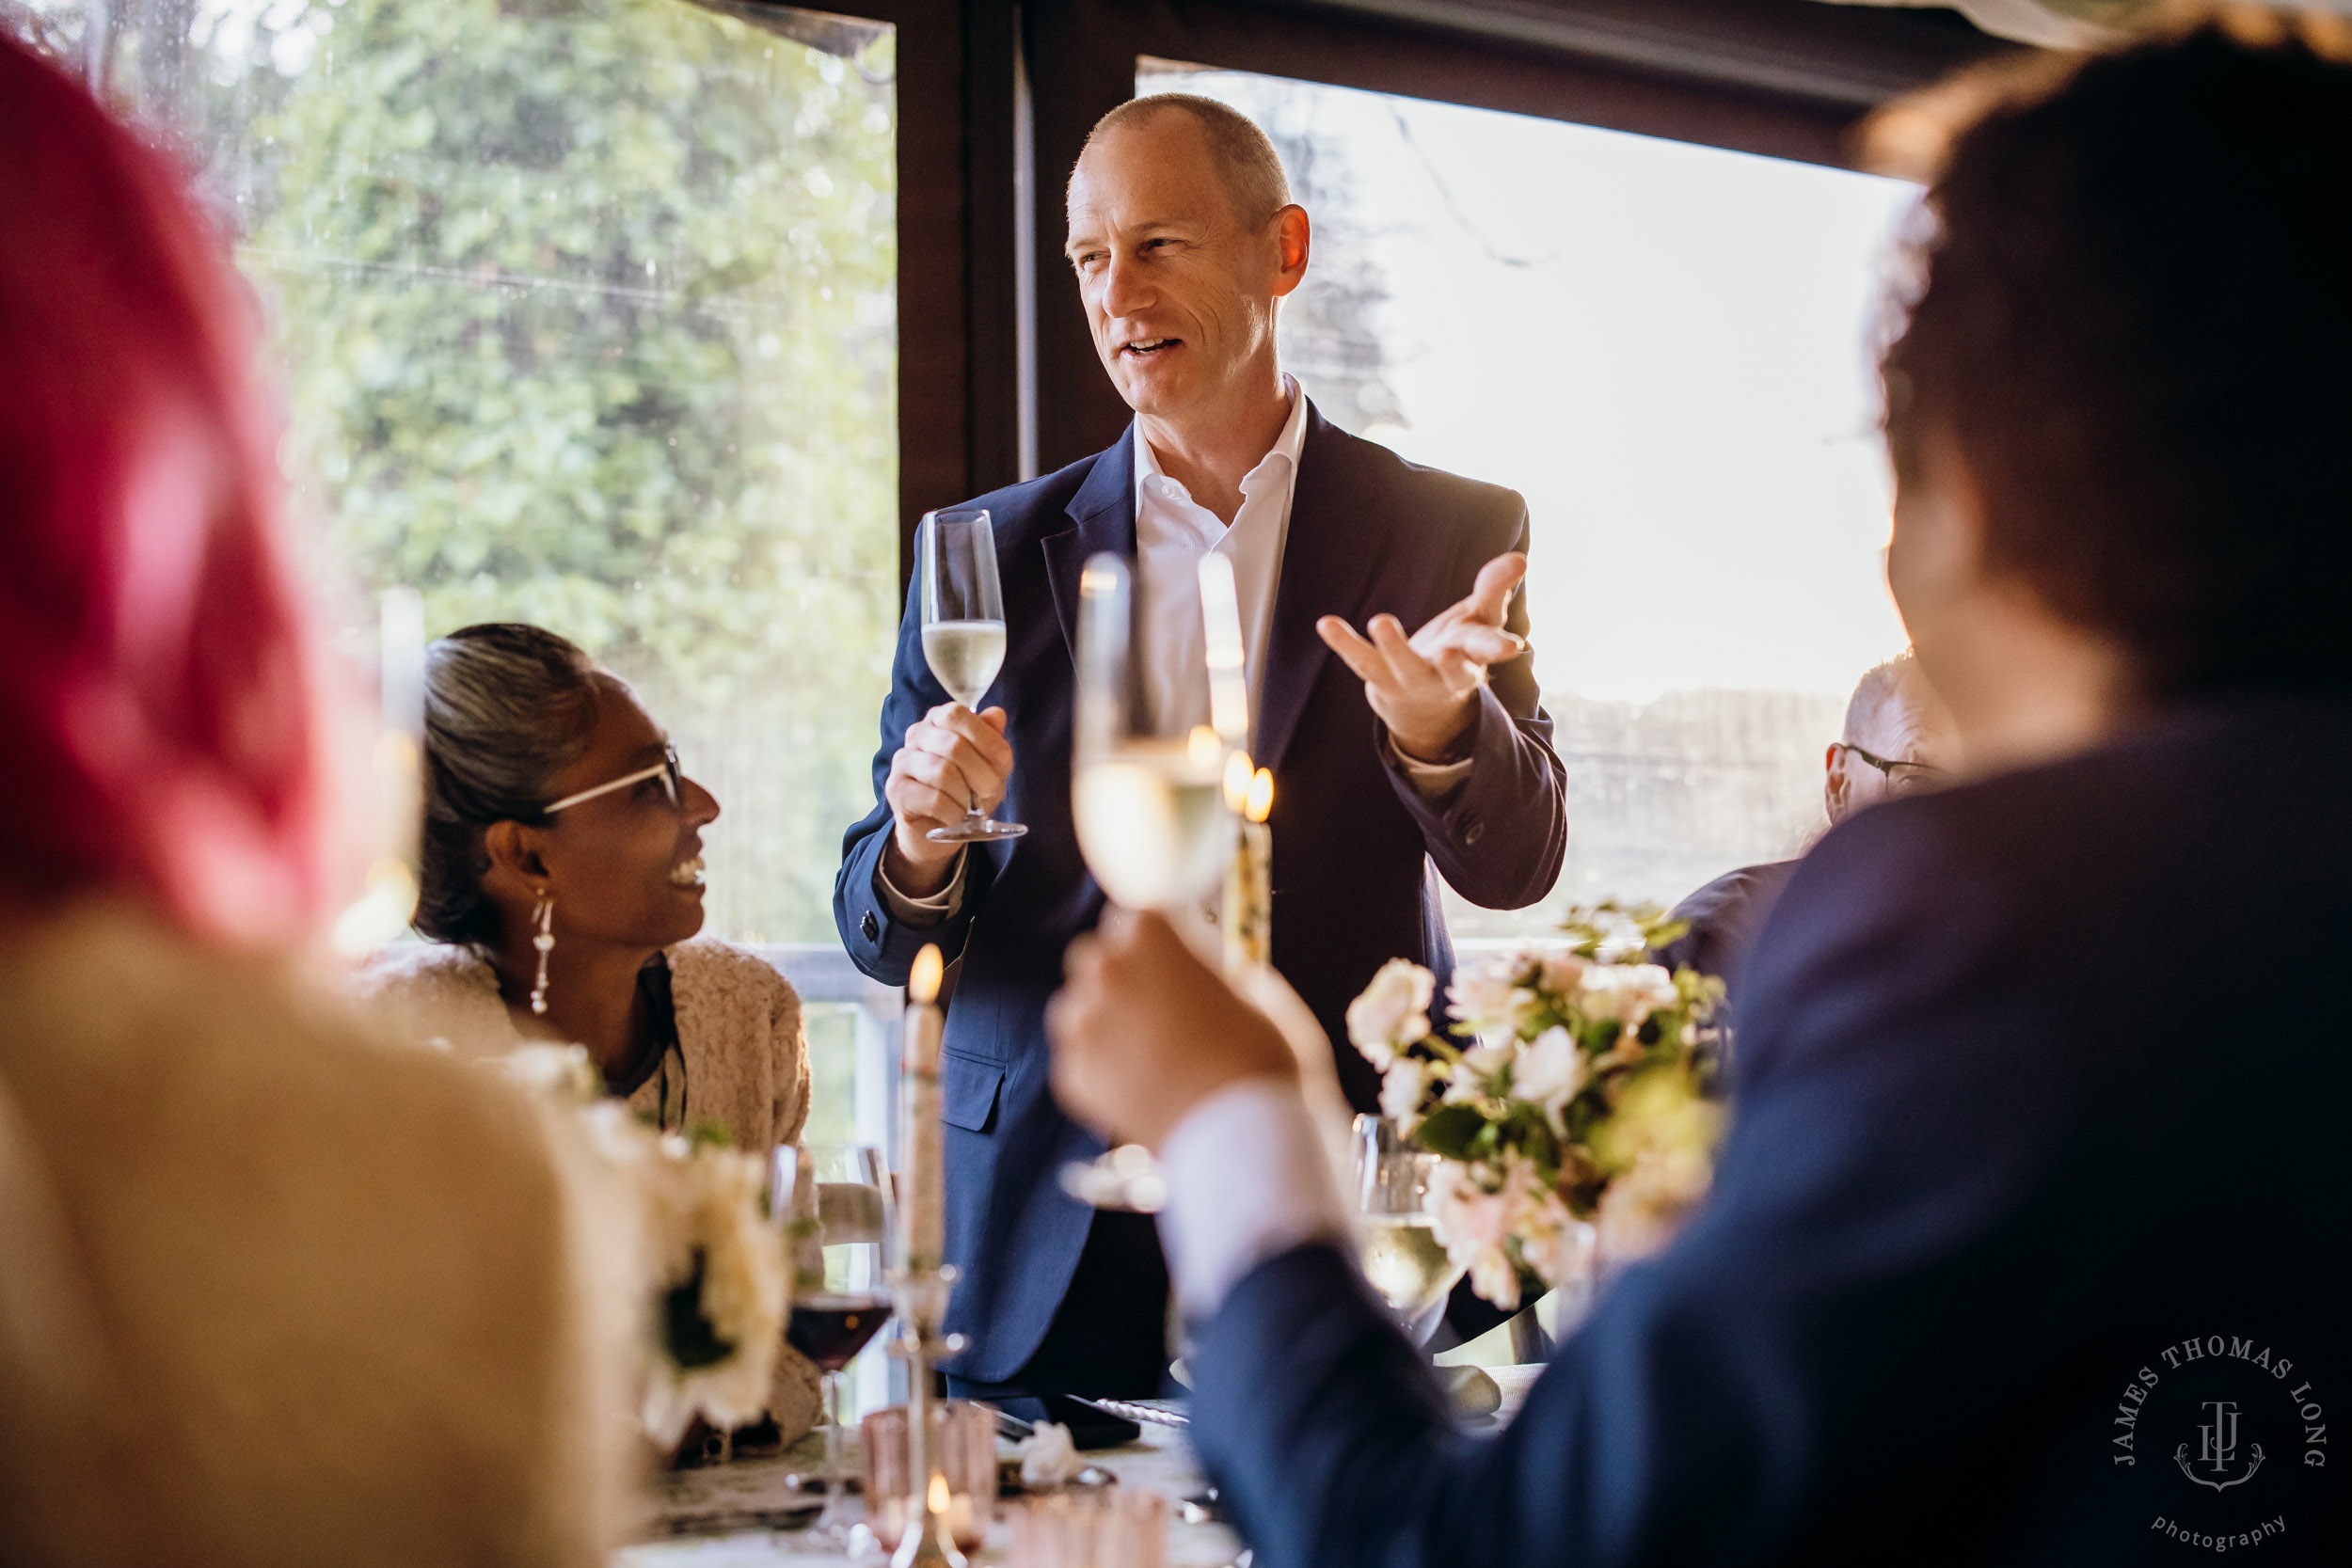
[{"xmin": 526, "ymin": 676, "xmax": 720, "ymax": 952}]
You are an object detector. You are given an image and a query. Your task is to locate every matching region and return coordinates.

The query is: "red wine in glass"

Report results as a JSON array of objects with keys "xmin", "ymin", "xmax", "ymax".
[{"xmin": 787, "ymin": 1291, "xmax": 895, "ymax": 1373}]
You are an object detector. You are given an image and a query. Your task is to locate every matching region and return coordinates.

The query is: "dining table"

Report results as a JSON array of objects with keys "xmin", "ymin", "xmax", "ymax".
[{"xmin": 621, "ymin": 1365, "xmax": 1549, "ymax": 1566}]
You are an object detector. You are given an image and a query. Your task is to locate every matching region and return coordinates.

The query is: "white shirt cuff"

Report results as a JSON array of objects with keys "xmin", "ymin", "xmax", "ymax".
[
  {"xmin": 1387, "ymin": 733, "xmax": 1475, "ymax": 797},
  {"xmin": 1159, "ymin": 1077, "xmax": 1350, "ymax": 1322},
  {"xmin": 874, "ymin": 847, "xmax": 966, "ymax": 927}
]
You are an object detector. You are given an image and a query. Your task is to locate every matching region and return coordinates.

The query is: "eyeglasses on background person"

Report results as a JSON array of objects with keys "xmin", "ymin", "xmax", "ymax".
[{"xmin": 1832, "ymin": 740, "xmax": 1947, "ymax": 795}]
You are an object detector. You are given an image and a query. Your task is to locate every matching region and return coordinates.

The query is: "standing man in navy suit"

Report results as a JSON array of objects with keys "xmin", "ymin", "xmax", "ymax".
[
  {"xmin": 1043, "ymin": 22, "xmax": 2352, "ymax": 1565},
  {"xmin": 834, "ymin": 94, "xmax": 1566, "ymax": 1402}
]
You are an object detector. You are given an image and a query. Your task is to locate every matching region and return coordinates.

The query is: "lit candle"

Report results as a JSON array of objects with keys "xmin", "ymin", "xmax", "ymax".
[
  {"xmin": 899, "ymin": 943, "xmax": 946, "ymax": 1275},
  {"xmin": 1224, "ymin": 768, "xmax": 1275, "ymax": 973}
]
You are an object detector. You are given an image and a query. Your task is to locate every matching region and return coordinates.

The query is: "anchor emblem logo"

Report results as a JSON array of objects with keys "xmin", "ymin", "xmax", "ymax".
[{"xmin": 2174, "ymin": 1400, "xmax": 2265, "ymax": 1492}]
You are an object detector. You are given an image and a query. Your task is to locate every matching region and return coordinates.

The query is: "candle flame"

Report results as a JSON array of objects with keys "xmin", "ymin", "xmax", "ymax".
[
  {"xmin": 910, "ymin": 943, "xmax": 944, "ymax": 1006},
  {"xmin": 929, "ymin": 1472, "xmax": 951, "ymax": 1512},
  {"xmin": 1187, "ymin": 724, "xmax": 1222, "ymax": 770},
  {"xmin": 1247, "ymin": 768, "xmax": 1275, "ymax": 824},
  {"xmin": 1222, "ymin": 749, "xmax": 1253, "ymax": 813}
]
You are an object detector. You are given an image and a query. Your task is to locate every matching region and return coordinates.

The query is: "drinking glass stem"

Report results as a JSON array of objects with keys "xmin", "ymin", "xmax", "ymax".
[{"xmin": 816, "ymin": 1370, "xmax": 849, "ymax": 1533}]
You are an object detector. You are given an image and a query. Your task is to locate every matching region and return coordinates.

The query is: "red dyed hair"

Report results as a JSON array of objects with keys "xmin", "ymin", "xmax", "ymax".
[{"xmin": 0, "ymin": 35, "xmax": 332, "ymax": 945}]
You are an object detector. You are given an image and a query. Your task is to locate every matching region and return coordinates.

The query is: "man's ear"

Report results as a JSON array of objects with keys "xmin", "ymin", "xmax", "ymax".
[
  {"xmin": 1823, "ymin": 742, "xmax": 1851, "ymax": 823},
  {"xmin": 1271, "ymin": 204, "xmax": 1311, "ymax": 298}
]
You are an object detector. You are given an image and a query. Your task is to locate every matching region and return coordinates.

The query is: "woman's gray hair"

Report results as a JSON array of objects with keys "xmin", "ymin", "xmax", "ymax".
[{"xmin": 415, "ymin": 623, "xmax": 603, "ymax": 943}]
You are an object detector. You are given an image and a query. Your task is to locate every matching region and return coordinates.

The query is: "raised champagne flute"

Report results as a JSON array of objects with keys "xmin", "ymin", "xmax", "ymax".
[
  {"xmin": 1058, "ymin": 553, "xmax": 1245, "ymax": 1212},
  {"xmin": 775, "ymin": 1142, "xmax": 896, "ymax": 1551},
  {"xmin": 918, "ymin": 507, "xmax": 1025, "ymax": 842},
  {"xmin": 1353, "ymin": 1115, "xmax": 1467, "ymax": 1344}
]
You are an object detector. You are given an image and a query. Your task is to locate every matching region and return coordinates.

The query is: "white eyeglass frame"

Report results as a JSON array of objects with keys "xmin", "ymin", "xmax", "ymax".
[{"xmin": 543, "ymin": 744, "xmax": 683, "ymax": 815}]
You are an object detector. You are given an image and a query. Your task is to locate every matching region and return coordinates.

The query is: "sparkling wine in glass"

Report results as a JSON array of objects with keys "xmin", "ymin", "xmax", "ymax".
[
  {"xmin": 918, "ymin": 507, "xmax": 1025, "ymax": 843},
  {"xmin": 1057, "ymin": 553, "xmax": 1244, "ymax": 1214},
  {"xmin": 774, "ymin": 1143, "xmax": 895, "ymax": 1551},
  {"xmin": 1069, "ymin": 553, "xmax": 1239, "ymax": 913},
  {"xmin": 1354, "ymin": 1115, "xmax": 1466, "ymax": 1343}
]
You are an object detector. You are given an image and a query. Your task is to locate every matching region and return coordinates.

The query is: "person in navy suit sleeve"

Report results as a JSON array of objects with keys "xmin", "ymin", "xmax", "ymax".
[
  {"xmin": 834, "ymin": 94, "xmax": 1566, "ymax": 1401},
  {"xmin": 1047, "ymin": 23, "xmax": 2352, "ymax": 1563}
]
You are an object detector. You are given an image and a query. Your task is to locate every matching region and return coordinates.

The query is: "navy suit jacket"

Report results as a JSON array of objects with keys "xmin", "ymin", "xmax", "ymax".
[
  {"xmin": 834, "ymin": 404, "xmax": 1567, "ymax": 1383},
  {"xmin": 1659, "ymin": 856, "xmax": 1802, "ymax": 1036},
  {"xmin": 1192, "ymin": 696, "xmax": 2351, "ymax": 1566}
]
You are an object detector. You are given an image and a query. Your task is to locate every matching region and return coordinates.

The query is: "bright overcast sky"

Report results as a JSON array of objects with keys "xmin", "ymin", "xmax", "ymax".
[{"xmin": 1152, "ymin": 70, "xmax": 1925, "ymax": 705}]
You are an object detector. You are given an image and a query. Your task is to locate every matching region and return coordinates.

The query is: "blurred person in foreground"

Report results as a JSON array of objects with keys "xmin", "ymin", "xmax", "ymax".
[
  {"xmin": 1659, "ymin": 648, "xmax": 1958, "ymax": 1022},
  {"xmin": 357, "ymin": 620, "xmax": 820, "ymax": 1442},
  {"xmin": 1049, "ymin": 17, "xmax": 2352, "ymax": 1566},
  {"xmin": 0, "ymin": 36, "xmax": 633, "ymax": 1566}
]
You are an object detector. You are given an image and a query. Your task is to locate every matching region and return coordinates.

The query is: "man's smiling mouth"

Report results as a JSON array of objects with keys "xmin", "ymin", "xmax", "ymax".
[{"xmin": 1120, "ymin": 337, "xmax": 1180, "ymax": 357}]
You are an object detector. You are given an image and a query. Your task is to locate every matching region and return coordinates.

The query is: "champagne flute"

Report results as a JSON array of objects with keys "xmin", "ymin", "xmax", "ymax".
[
  {"xmin": 1353, "ymin": 1115, "xmax": 1466, "ymax": 1344},
  {"xmin": 1058, "ymin": 553, "xmax": 1244, "ymax": 1213},
  {"xmin": 918, "ymin": 507, "xmax": 1025, "ymax": 842},
  {"xmin": 775, "ymin": 1142, "xmax": 896, "ymax": 1551}
]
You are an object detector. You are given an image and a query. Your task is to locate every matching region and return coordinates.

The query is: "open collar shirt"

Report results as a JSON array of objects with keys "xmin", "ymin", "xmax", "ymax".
[{"xmin": 1132, "ymin": 375, "xmax": 1309, "ymax": 745}]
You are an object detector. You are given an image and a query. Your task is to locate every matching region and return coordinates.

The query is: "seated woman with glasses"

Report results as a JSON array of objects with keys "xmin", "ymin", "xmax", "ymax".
[{"xmin": 357, "ymin": 622, "xmax": 821, "ymax": 1443}]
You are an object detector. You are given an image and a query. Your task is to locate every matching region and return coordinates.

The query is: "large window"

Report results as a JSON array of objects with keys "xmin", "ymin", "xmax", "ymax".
[
  {"xmin": 11, "ymin": 0, "xmax": 900, "ymax": 960},
  {"xmin": 1138, "ymin": 60, "xmax": 1920, "ymax": 942},
  {"xmin": 11, "ymin": 0, "xmax": 909, "ymax": 1152}
]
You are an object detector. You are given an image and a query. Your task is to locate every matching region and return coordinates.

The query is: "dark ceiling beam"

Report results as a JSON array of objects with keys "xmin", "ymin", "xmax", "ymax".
[{"xmin": 1250, "ymin": 0, "xmax": 2013, "ymax": 108}]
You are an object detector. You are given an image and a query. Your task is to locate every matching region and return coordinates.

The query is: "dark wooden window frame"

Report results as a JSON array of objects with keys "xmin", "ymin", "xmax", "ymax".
[{"xmin": 819, "ymin": 0, "xmax": 2013, "ymax": 581}]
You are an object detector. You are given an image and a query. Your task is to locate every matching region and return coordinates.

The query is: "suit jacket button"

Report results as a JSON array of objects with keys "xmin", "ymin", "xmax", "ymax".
[
  {"xmin": 861, "ymin": 911, "xmax": 881, "ymax": 943},
  {"xmin": 1460, "ymin": 814, "xmax": 1486, "ymax": 847}
]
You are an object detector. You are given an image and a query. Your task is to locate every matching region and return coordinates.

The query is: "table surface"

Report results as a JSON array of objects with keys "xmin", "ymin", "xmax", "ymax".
[{"xmin": 622, "ymin": 1366, "xmax": 1547, "ymax": 1567}]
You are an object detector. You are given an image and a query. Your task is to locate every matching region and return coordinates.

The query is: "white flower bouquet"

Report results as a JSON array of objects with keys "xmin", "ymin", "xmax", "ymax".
[
  {"xmin": 1346, "ymin": 904, "xmax": 1727, "ymax": 1311},
  {"xmin": 498, "ymin": 1045, "xmax": 788, "ymax": 1447}
]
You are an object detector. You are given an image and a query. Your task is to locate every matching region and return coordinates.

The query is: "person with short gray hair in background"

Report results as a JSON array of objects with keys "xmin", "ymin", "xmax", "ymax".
[{"xmin": 1659, "ymin": 648, "xmax": 1958, "ymax": 1024}]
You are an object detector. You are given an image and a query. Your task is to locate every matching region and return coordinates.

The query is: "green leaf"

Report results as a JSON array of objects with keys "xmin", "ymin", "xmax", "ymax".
[
  {"xmin": 660, "ymin": 1249, "xmax": 739, "ymax": 1370},
  {"xmin": 1411, "ymin": 1102, "xmax": 1490, "ymax": 1161}
]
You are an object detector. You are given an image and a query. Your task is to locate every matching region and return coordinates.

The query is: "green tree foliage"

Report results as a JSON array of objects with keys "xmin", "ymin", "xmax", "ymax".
[{"xmin": 10, "ymin": 0, "xmax": 902, "ymax": 942}]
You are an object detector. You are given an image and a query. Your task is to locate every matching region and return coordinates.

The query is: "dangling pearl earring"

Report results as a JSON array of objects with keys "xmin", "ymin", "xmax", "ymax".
[{"xmin": 530, "ymin": 894, "xmax": 556, "ymax": 1016}]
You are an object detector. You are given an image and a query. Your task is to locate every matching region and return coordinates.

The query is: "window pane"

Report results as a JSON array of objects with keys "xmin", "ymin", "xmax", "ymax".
[
  {"xmin": 13, "ymin": 0, "xmax": 899, "ymax": 949},
  {"xmin": 1140, "ymin": 61, "xmax": 1918, "ymax": 941}
]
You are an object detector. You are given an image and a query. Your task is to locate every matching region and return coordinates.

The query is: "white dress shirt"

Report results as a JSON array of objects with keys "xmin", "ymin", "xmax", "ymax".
[{"xmin": 1134, "ymin": 376, "xmax": 1308, "ymax": 740}]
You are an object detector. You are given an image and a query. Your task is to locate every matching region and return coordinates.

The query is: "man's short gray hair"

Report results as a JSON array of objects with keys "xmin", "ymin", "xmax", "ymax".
[
  {"xmin": 1842, "ymin": 648, "xmax": 1948, "ymax": 752},
  {"xmin": 1078, "ymin": 93, "xmax": 1293, "ymax": 228}
]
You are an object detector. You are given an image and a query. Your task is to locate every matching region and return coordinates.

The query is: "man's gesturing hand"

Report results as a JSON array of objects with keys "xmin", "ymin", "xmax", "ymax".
[
  {"xmin": 1047, "ymin": 910, "xmax": 1295, "ymax": 1152},
  {"xmin": 1315, "ymin": 550, "xmax": 1529, "ymax": 764},
  {"xmin": 882, "ymin": 703, "xmax": 1013, "ymax": 895}
]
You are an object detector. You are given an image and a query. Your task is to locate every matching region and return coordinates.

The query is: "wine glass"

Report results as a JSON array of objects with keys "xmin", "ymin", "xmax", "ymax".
[
  {"xmin": 1058, "ymin": 553, "xmax": 1245, "ymax": 1212},
  {"xmin": 773, "ymin": 1142, "xmax": 896, "ymax": 1550},
  {"xmin": 1352, "ymin": 1115, "xmax": 1466, "ymax": 1344},
  {"xmin": 1068, "ymin": 552, "xmax": 1239, "ymax": 911},
  {"xmin": 918, "ymin": 507, "xmax": 1025, "ymax": 842}
]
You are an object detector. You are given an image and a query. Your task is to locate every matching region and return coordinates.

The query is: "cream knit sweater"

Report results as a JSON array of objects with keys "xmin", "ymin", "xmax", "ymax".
[{"xmin": 355, "ymin": 935, "xmax": 812, "ymax": 1154}]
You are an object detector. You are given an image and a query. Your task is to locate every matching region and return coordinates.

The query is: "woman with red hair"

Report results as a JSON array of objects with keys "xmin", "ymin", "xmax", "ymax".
[{"xmin": 0, "ymin": 36, "xmax": 633, "ymax": 1565}]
